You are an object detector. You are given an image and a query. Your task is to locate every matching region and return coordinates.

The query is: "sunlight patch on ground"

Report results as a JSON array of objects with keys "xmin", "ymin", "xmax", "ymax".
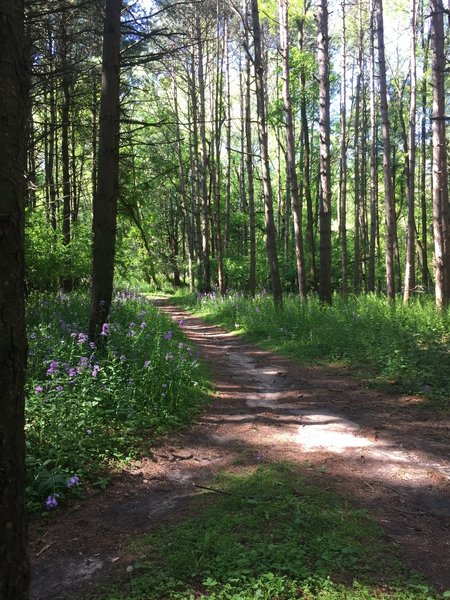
[
  {"xmin": 294, "ymin": 413, "xmax": 374, "ymax": 452},
  {"xmin": 246, "ymin": 392, "xmax": 286, "ymax": 408}
]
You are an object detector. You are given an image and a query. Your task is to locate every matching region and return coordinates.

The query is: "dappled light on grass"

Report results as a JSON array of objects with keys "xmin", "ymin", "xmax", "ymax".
[{"xmin": 101, "ymin": 463, "xmax": 438, "ymax": 600}]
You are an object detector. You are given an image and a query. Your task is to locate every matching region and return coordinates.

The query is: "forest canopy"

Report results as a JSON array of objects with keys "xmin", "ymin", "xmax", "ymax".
[{"xmin": 23, "ymin": 0, "xmax": 450, "ymax": 306}]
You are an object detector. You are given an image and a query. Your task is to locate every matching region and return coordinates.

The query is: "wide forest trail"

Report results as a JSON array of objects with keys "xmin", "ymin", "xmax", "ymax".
[{"xmin": 30, "ymin": 298, "xmax": 450, "ymax": 599}]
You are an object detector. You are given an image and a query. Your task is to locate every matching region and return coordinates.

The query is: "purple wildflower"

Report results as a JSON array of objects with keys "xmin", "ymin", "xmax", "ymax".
[
  {"xmin": 100, "ymin": 323, "xmax": 109, "ymax": 337},
  {"xmin": 67, "ymin": 476, "xmax": 80, "ymax": 488},
  {"xmin": 255, "ymin": 307, "xmax": 261, "ymax": 313},
  {"xmin": 140, "ymin": 322, "xmax": 146, "ymax": 329},
  {"xmin": 119, "ymin": 355, "xmax": 126, "ymax": 362},
  {"xmin": 178, "ymin": 319, "xmax": 185, "ymax": 327},
  {"xmin": 56, "ymin": 385, "xmax": 64, "ymax": 392},
  {"xmin": 89, "ymin": 341, "xmax": 96, "ymax": 350},
  {"xmin": 46, "ymin": 360, "xmax": 59, "ymax": 376},
  {"xmin": 86, "ymin": 429, "xmax": 93, "ymax": 435},
  {"xmin": 144, "ymin": 360, "xmax": 151, "ymax": 368},
  {"xmin": 164, "ymin": 330, "xmax": 173, "ymax": 341},
  {"xmin": 80, "ymin": 356, "xmax": 88, "ymax": 367},
  {"xmin": 35, "ymin": 385, "xmax": 44, "ymax": 393},
  {"xmin": 45, "ymin": 494, "xmax": 58, "ymax": 509},
  {"xmin": 78, "ymin": 333, "xmax": 88, "ymax": 345},
  {"xmin": 68, "ymin": 368, "xmax": 77, "ymax": 379},
  {"xmin": 70, "ymin": 332, "xmax": 77, "ymax": 338}
]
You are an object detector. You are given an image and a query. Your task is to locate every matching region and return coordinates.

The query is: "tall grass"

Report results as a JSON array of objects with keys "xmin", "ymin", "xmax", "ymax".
[
  {"xmin": 177, "ymin": 291, "xmax": 450, "ymax": 405},
  {"xmin": 26, "ymin": 290, "xmax": 207, "ymax": 511}
]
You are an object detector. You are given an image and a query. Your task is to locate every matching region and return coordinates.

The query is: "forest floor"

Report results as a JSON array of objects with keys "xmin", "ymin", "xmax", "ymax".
[{"xmin": 29, "ymin": 298, "xmax": 450, "ymax": 599}]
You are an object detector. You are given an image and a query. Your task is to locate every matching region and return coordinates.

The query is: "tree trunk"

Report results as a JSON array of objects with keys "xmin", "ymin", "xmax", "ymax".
[
  {"xmin": 403, "ymin": 0, "xmax": 417, "ymax": 303},
  {"xmin": 317, "ymin": 0, "xmax": 332, "ymax": 304},
  {"xmin": 224, "ymin": 18, "xmax": 232, "ymax": 254},
  {"xmin": 353, "ymin": 67, "xmax": 362, "ymax": 293},
  {"xmin": 173, "ymin": 72, "xmax": 195, "ymax": 291},
  {"xmin": 430, "ymin": 0, "xmax": 450, "ymax": 308},
  {"xmin": 243, "ymin": 1, "xmax": 257, "ymax": 295},
  {"xmin": 298, "ymin": 15, "xmax": 317, "ymax": 290},
  {"xmin": 338, "ymin": 0, "xmax": 348, "ymax": 294},
  {"xmin": 213, "ymin": 6, "xmax": 225, "ymax": 295},
  {"xmin": 196, "ymin": 15, "xmax": 212, "ymax": 293},
  {"xmin": 251, "ymin": 0, "xmax": 283, "ymax": 305},
  {"xmin": 419, "ymin": 20, "xmax": 430, "ymax": 291},
  {"xmin": 89, "ymin": 0, "xmax": 121, "ymax": 340},
  {"xmin": 368, "ymin": 2, "xmax": 378, "ymax": 292},
  {"xmin": 0, "ymin": 1, "xmax": 29, "ymax": 597},
  {"xmin": 279, "ymin": 0, "xmax": 306, "ymax": 300},
  {"xmin": 374, "ymin": 0, "xmax": 396, "ymax": 301}
]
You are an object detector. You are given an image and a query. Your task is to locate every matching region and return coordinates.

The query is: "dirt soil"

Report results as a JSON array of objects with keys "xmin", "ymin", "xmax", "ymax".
[{"xmin": 29, "ymin": 299, "xmax": 450, "ymax": 599}]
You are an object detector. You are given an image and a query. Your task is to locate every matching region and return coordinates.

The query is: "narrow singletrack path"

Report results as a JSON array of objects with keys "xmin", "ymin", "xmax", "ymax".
[{"xmin": 30, "ymin": 299, "xmax": 450, "ymax": 599}]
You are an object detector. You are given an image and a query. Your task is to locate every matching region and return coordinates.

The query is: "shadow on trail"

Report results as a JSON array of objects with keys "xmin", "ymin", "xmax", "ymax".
[{"xmin": 29, "ymin": 298, "xmax": 450, "ymax": 599}]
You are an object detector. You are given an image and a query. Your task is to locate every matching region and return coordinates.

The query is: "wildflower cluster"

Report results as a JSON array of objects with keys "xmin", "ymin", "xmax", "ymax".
[{"xmin": 26, "ymin": 291, "xmax": 206, "ymax": 511}]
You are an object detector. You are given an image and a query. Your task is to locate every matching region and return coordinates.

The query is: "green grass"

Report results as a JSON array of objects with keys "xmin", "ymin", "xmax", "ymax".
[
  {"xmin": 99, "ymin": 463, "xmax": 444, "ymax": 600},
  {"xmin": 26, "ymin": 290, "xmax": 209, "ymax": 512},
  {"xmin": 175, "ymin": 291, "xmax": 450, "ymax": 411}
]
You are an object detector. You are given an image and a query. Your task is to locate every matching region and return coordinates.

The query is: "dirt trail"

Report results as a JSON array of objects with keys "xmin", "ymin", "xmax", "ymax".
[{"xmin": 30, "ymin": 300, "xmax": 450, "ymax": 599}]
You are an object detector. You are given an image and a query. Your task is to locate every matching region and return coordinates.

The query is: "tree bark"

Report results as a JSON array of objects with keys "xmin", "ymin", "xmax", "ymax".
[
  {"xmin": 298, "ymin": 14, "xmax": 317, "ymax": 290},
  {"xmin": 251, "ymin": 0, "xmax": 283, "ymax": 304},
  {"xmin": 317, "ymin": 0, "xmax": 332, "ymax": 304},
  {"xmin": 374, "ymin": 0, "xmax": 396, "ymax": 301},
  {"xmin": 89, "ymin": 0, "xmax": 121, "ymax": 340},
  {"xmin": 196, "ymin": 14, "xmax": 212, "ymax": 293},
  {"xmin": 403, "ymin": 0, "xmax": 417, "ymax": 303},
  {"xmin": 279, "ymin": 0, "xmax": 306, "ymax": 300},
  {"xmin": 0, "ymin": 1, "xmax": 29, "ymax": 597},
  {"xmin": 368, "ymin": 2, "xmax": 378, "ymax": 292},
  {"xmin": 338, "ymin": 0, "xmax": 348, "ymax": 294},
  {"xmin": 243, "ymin": 1, "xmax": 257, "ymax": 295},
  {"xmin": 173, "ymin": 72, "xmax": 195, "ymax": 291},
  {"xmin": 430, "ymin": 0, "xmax": 450, "ymax": 308}
]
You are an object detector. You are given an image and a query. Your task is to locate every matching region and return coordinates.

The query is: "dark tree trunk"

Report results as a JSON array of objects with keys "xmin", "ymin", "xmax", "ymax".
[
  {"xmin": 89, "ymin": 0, "xmax": 121, "ymax": 340},
  {"xmin": 0, "ymin": 1, "xmax": 29, "ymax": 597}
]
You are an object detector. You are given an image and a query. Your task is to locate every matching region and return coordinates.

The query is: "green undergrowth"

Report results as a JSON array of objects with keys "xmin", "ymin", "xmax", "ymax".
[
  {"xmin": 99, "ymin": 463, "xmax": 443, "ymax": 600},
  {"xmin": 26, "ymin": 290, "xmax": 209, "ymax": 512},
  {"xmin": 175, "ymin": 291, "xmax": 450, "ymax": 411}
]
